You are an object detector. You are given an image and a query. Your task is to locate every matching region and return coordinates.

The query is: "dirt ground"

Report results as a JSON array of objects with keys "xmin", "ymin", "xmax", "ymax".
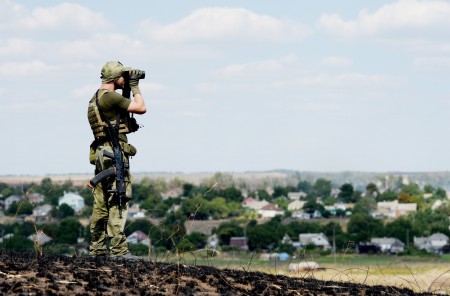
[{"xmin": 0, "ymin": 252, "xmax": 438, "ymax": 295}]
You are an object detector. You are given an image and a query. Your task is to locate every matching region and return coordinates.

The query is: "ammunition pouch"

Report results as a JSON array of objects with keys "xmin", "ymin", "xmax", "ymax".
[
  {"xmin": 128, "ymin": 116, "xmax": 140, "ymax": 133},
  {"xmin": 120, "ymin": 142, "xmax": 137, "ymax": 157}
]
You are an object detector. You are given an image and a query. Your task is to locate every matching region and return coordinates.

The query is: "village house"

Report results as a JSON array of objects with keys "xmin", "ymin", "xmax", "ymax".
[
  {"xmin": 207, "ymin": 234, "xmax": 219, "ymax": 250},
  {"xmin": 126, "ymin": 230, "xmax": 150, "ymax": 245},
  {"xmin": 127, "ymin": 204, "xmax": 146, "ymax": 218},
  {"xmin": 257, "ymin": 203, "xmax": 285, "ymax": 218},
  {"xmin": 432, "ymin": 200, "xmax": 444, "ymax": 211},
  {"xmin": 28, "ymin": 231, "xmax": 52, "ymax": 246},
  {"xmin": 229, "ymin": 237, "xmax": 248, "ymax": 250},
  {"xmin": 241, "ymin": 197, "xmax": 269, "ymax": 211},
  {"xmin": 330, "ymin": 188, "xmax": 341, "ymax": 198},
  {"xmin": 27, "ymin": 193, "xmax": 45, "ymax": 204},
  {"xmin": 58, "ymin": 191, "xmax": 85, "ymax": 213},
  {"xmin": 376, "ymin": 200, "xmax": 417, "ymax": 218},
  {"xmin": 281, "ymin": 233, "xmax": 293, "ymax": 245},
  {"xmin": 324, "ymin": 203, "xmax": 352, "ymax": 216},
  {"xmin": 299, "ymin": 233, "xmax": 331, "ymax": 250},
  {"xmin": 288, "ymin": 200, "xmax": 306, "ymax": 211},
  {"xmin": 32, "ymin": 204, "xmax": 52, "ymax": 218},
  {"xmin": 370, "ymin": 237, "xmax": 405, "ymax": 254},
  {"xmin": 4, "ymin": 195, "xmax": 23, "ymax": 210},
  {"xmin": 287, "ymin": 192, "xmax": 307, "ymax": 200},
  {"xmin": 291, "ymin": 210, "xmax": 311, "ymax": 220},
  {"xmin": 160, "ymin": 188, "xmax": 183, "ymax": 200},
  {"xmin": 0, "ymin": 233, "xmax": 14, "ymax": 243},
  {"xmin": 414, "ymin": 233, "xmax": 449, "ymax": 254}
]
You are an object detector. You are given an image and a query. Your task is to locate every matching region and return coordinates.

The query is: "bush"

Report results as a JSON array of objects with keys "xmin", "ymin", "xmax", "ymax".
[{"xmin": 128, "ymin": 243, "xmax": 149, "ymax": 256}]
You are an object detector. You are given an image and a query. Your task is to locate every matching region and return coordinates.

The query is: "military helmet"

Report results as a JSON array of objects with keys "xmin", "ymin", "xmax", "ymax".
[{"xmin": 100, "ymin": 61, "xmax": 132, "ymax": 83}]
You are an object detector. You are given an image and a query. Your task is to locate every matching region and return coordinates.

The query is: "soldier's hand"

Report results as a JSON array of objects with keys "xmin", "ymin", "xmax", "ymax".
[{"xmin": 129, "ymin": 70, "xmax": 141, "ymax": 95}]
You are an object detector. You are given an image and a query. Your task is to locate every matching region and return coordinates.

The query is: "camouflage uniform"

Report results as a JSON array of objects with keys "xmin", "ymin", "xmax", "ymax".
[
  {"xmin": 89, "ymin": 142, "xmax": 132, "ymax": 256},
  {"xmin": 87, "ymin": 61, "xmax": 137, "ymax": 257}
]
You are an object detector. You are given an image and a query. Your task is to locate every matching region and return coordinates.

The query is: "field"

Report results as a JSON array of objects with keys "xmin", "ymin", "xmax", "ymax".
[{"xmin": 167, "ymin": 252, "xmax": 450, "ymax": 294}]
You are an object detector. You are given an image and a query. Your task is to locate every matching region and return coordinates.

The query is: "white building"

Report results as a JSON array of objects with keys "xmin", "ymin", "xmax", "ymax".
[
  {"xmin": 33, "ymin": 204, "xmax": 52, "ymax": 217},
  {"xmin": 58, "ymin": 191, "xmax": 85, "ymax": 213},
  {"xmin": 258, "ymin": 203, "xmax": 285, "ymax": 218},
  {"xmin": 371, "ymin": 237, "xmax": 405, "ymax": 254},
  {"xmin": 287, "ymin": 192, "xmax": 307, "ymax": 200},
  {"xmin": 242, "ymin": 198, "xmax": 270, "ymax": 211},
  {"xmin": 5, "ymin": 195, "xmax": 23, "ymax": 210},
  {"xmin": 414, "ymin": 233, "xmax": 449, "ymax": 254},
  {"xmin": 299, "ymin": 233, "xmax": 331, "ymax": 250},
  {"xmin": 288, "ymin": 200, "xmax": 306, "ymax": 211},
  {"xmin": 126, "ymin": 230, "xmax": 150, "ymax": 245},
  {"xmin": 376, "ymin": 200, "xmax": 417, "ymax": 218}
]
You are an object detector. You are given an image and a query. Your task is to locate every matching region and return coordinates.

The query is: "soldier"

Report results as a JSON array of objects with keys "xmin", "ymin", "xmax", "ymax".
[{"xmin": 87, "ymin": 61, "xmax": 146, "ymax": 260}]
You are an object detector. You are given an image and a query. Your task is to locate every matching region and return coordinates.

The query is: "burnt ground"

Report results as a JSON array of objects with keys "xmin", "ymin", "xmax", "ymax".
[{"xmin": 0, "ymin": 252, "xmax": 437, "ymax": 296}]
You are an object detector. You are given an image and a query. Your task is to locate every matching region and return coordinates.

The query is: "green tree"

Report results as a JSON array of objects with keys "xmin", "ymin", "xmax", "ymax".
[
  {"xmin": 247, "ymin": 217, "xmax": 286, "ymax": 251},
  {"xmin": 384, "ymin": 218, "xmax": 417, "ymax": 245},
  {"xmin": 297, "ymin": 180, "xmax": 312, "ymax": 193},
  {"xmin": 303, "ymin": 198, "xmax": 324, "ymax": 214},
  {"xmin": 435, "ymin": 188, "xmax": 447, "ymax": 199},
  {"xmin": 338, "ymin": 183, "xmax": 354, "ymax": 202},
  {"xmin": 423, "ymin": 185, "xmax": 435, "ymax": 194},
  {"xmin": 248, "ymin": 189, "xmax": 271, "ymax": 201},
  {"xmin": 272, "ymin": 186, "xmax": 295, "ymax": 198},
  {"xmin": 321, "ymin": 221, "xmax": 348, "ymax": 252},
  {"xmin": 7, "ymin": 200, "xmax": 33, "ymax": 216},
  {"xmin": 218, "ymin": 187, "xmax": 243, "ymax": 202},
  {"xmin": 285, "ymin": 221, "xmax": 321, "ymax": 239},
  {"xmin": 352, "ymin": 197, "xmax": 377, "ymax": 216},
  {"xmin": 274, "ymin": 196, "xmax": 289, "ymax": 210},
  {"xmin": 216, "ymin": 221, "xmax": 244, "ymax": 246},
  {"xmin": 182, "ymin": 183, "xmax": 194, "ymax": 197},
  {"xmin": 311, "ymin": 178, "xmax": 331, "ymax": 198},
  {"xmin": 124, "ymin": 219, "xmax": 154, "ymax": 236},
  {"xmin": 347, "ymin": 214, "xmax": 384, "ymax": 243},
  {"xmin": 366, "ymin": 183, "xmax": 379, "ymax": 197},
  {"xmin": 376, "ymin": 190, "xmax": 397, "ymax": 202},
  {"xmin": 180, "ymin": 195, "xmax": 209, "ymax": 220},
  {"xmin": 1, "ymin": 235, "xmax": 34, "ymax": 251},
  {"xmin": 55, "ymin": 218, "xmax": 83, "ymax": 244},
  {"xmin": 184, "ymin": 232, "xmax": 207, "ymax": 249},
  {"xmin": 205, "ymin": 197, "xmax": 230, "ymax": 219},
  {"xmin": 51, "ymin": 203, "xmax": 74, "ymax": 219}
]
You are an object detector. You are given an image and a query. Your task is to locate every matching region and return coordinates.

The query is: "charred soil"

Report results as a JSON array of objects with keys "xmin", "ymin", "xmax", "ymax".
[{"xmin": 0, "ymin": 252, "xmax": 437, "ymax": 295}]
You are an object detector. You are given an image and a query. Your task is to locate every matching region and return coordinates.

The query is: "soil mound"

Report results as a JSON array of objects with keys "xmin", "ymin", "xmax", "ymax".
[{"xmin": 0, "ymin": 252, "xmax": 435, "ymax": 295}]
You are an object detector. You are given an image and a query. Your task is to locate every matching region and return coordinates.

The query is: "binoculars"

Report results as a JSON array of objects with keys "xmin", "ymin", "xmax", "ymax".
[{"xmin": 130, "ymin": 69, "xmax": 145, "ymax": 80}]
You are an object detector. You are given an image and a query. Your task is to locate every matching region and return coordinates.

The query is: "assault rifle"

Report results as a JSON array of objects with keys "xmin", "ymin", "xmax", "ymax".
[{"xmin": 88, "ymin": 90, "xmax": 129, "ymax": 218}]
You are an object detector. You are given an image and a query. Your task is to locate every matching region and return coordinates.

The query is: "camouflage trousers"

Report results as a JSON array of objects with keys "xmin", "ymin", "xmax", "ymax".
[{"xmin": 89, "ymin": 143, "xmax": 132, "ymax": 257}]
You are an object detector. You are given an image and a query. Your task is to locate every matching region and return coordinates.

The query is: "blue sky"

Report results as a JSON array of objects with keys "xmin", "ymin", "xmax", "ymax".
[{"xmin": 1, "ymin": 0, "xmax": 450, "ymax": 175}]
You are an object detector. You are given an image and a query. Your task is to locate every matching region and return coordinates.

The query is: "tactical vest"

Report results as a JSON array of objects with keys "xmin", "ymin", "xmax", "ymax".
[{"xmin": 87, "ymin": 90, "xmax": 133, "ymax": 139}]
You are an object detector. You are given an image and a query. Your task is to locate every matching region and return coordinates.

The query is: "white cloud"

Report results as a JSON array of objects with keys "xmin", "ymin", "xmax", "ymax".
[
  {"xmin": 1, "ymin": 1, "xmax": 110, "ymax": 34},
  {"xmin": 0, "ymin": 60, "xmax": 57, "ymax": 76},
  {"xmin": 318, "ymin": 0, "xmax": 450, "ymax": 38},
  {"xmin": 301, "ymin": 103, "xmax": 339, "ymax": 111},
  {"xmin": 0, "ymin": 38, "xmax": 35, "ymax": 56},
  {"xmin": 413, "ymin": 56, "xmax": 450, "ymax": 69},
  {"xmin": 321, "ymin": 56, "xmax": 353, "ymax": 67},
  {"xmin": 271, "ymin": 73, "xmax": 401, "ymax": 89},
  {"xmin": 178, "ymin": 111, "xmax": 205, "ymax": 118},
  {"xmin": 138, "ymin": 7, "xmax": 310, "ymax": 43},
  {"xmin": 140, "ymin": 82, "xmax": 169, "ymax": 93},
  {"xmin": 72, "ymin": 83, "xmax": 99, "ymax": 99},
  {"xmin": 195, "ymin": 83, "xmax": 219, "ymax": 93},
  {"xmin": 217, "ymin": 55, "xmax": 297, "ymax": 77}
]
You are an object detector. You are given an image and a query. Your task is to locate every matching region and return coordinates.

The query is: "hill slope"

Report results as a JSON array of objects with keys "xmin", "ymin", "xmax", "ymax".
[{"xmin": 0, "ymin": 252, "xmax": 435, "ymax": 295}]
